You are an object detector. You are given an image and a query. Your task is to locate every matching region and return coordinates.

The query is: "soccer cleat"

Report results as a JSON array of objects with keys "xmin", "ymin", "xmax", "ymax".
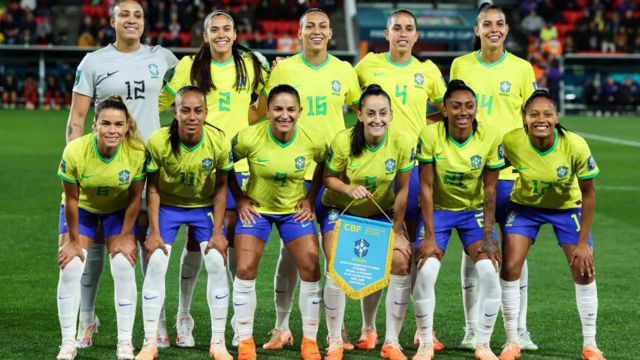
[
  {"xmin": 238, "ymin": 337, "xmax": 257, "ymax": 360},
  {"xmin": 262, "ymin": 328, "xmax": 293, "ymax": 350},
  {"xmin": 175, "ymin": 314, "xmax": 195, "ymax": 348},
  {"xmin": 355, "ymin": 328, "xmax": 378, "ymax": 350},
  {"xmin": 380, "ymin": 342, "xmax": 407, "ymax": 360},
  {"xmin": 134, "ymin": 341, "xmax": 158, "ymax": 360},
  {"xmin": 460, "ymin": 329, "xmax": 477, "ymax": 350},
  {"xmin": 517, "ymin": 330, "xmax": 538, "ymax": 351},
  {"xmin": 56, "ymin": 340, "xmax": 77, "ymax": 360},
  {"xmin": 582, "ymin": 346, "xmax": 607, "ymax": 360},
  {"xmin": 475, "ymin": 343, "xmax": 499, "ymax": 360},
  {"xmin": 412, "ymin": 331, "xmax": 444, "ymax": 352},
  {"xmin": 157, "ymin": 318, "xmax": 170, "ymax": 349},
  {"xmin": 117, "ymin": 340, "xmax": 135, "ymax": 360},
  {"xmin": 76, "ymin": 316, "xmax": 100, "ymax": 348},
  {"xmin": 412, "ymin": 342, "xmax": 434, "ymax": 360},
  {"xmin": 325, "ymin": 341, "xmax": 344, "ymax": 360},
  {"xmin": 209, "ymin": 340, "xmax": 233, "ymax": 360},
  {"xmin": 498, "ymin": 342, "xmax": 521, "ymax": 360},
  {"xmin": 301, "ymin": 337, "xmax": 321, "ymax": 360}
]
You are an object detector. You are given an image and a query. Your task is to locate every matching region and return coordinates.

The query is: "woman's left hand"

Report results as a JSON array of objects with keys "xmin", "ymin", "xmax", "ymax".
[
  {"xmin": 570, "ymin": 243, "xmax": 595, "ymax": 278},
  {"xmin": 393, "ymin": 231, "xmax": 412, "ymax": 261},
  {"xmin": 294, "ymin": 198, "xmax": 314, "ymax": 222},
  {"xmin": 109, "ymin": 233, "xmax": 137, "ymax": 266}
]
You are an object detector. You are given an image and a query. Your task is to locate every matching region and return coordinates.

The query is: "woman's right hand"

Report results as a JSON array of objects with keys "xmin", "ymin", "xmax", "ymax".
[
  {"xmin": 58, "ymin": 240, "xmax": 85, "ymax": 269},
  {"xmin": 415, "ymin": 236, "xmax": 443, "ymax": 269},
  {"xmin": 347, "ymin": 185, "xmax": 372, "ymax": 200},
  {"xmin": 236, "ymin": 196, "xmax": 261, "ymax": 225},
  {"xmin": 145, "ymin": 232, "xmax": 168, "ymax": 261}
]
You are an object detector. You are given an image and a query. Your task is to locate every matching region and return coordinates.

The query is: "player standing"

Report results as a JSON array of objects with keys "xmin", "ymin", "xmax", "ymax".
[
  {"xmin": 158, "ymin": 9, "xmax": 267, "ymax": 347},
  {"xmin": 56, "ymin": 96, "xmax": 145, "ymax": 360},
  {"xmin": 449, "ymin": 3, "xmax": 538, "ymax": 351},
  {"xmin": 264, "ymin": 8, "xmax": 362, "ymax": 350},
  {"xmin": 413, "ymin": 80, "xmax": 504, "ymax": 360},
  {"xmin": 354, "ymin": 9, "xmax": 446, "ymax": 352},
  {"xmin": 499, "ymin": 90, "xmax": 605, "ymax": 360},
  {"xmin": 230, "ymin": 85, "xmax": 326, "ymax": 360},
  {"xmin": 66, "ymin": 0, "xmax": 178, "ymax": 348}
]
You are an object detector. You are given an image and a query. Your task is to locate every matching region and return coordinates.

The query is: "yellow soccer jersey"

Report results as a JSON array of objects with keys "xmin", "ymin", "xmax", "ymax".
[
  {"xmin": 232, "ymin": 121, "xmax": 327, "ymax": 214},
  {"xmin": 265, "ymin": 53, "xmax": 361, "ymax": 179},
  {"xmin": 355, "ymin": 52, "xmax": 447, "ymax": 140},
  {"xmin": 322, "ymin": 128, "xmax": 415, "ymax": 217},
  {"xmin": 416, "ymin": 122, "xmax": 505, "ymax": 211},
  {"xmin": 146, "ymin": 125, "xmax": 233, "ymax": 208},
  {"xmin": 57, "ymin": 133, "xmax": 146, "ymax": 214},
  {"xmin": 159, "ymin": 53, "xmax": 267, "ymax": 172},
  {"xmin": 503, "ymin": 129, "xmax": 599, "ymax": 210},
  {"xmin": 450, "ymin": 51, "xmax": 537, "ymax": 180}
]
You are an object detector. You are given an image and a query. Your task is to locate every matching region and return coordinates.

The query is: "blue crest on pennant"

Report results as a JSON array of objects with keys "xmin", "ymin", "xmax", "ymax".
[
  {"xmin": 148, "ymin": 64, "xmax": 159, "ymax": 77},
  {"xmin": 587, "ymin": 156, "xmax": 597, "ymax": 171},
  {"xmin": 202, "ymin": 158, "xmax": 213, "ymax": 170},
  {"xmin": 470, "ymin": 155, "xmax": 482, "ymax": 169},
  {"xmin": 556, "ymin": 165, "xmax": 568, "ymax": 178},
  {"xmin": 500, "ymin": 81, "xmax": 511, "ymax": 93},
  {"xmin": 354, "ymin": 239, "xmax": 370, "ymax": 258},
  {"xmin": 385, "ymin": 159, "xmax": 396, "ymax": 172},
  {"xmin": 414, "ymin": 73, "xmax": 425, "ymax": 86},
  {"xmin": 119, "ymin": 170, "xmax": 130, "ymax": 183},
  {"xmin": 60, "ymin": 159, "xmax": 67, "ymax": 173},
  {"xmin": 497, "ymin": 144, "xmax": 504, "ymax": 160},
  {"xmin": 332, "ymin": 80, "xmax": 341, "ymax": 93},
  {"xmin": 295, "ymin": 156, "xmax": 305, "ymax": 170}
]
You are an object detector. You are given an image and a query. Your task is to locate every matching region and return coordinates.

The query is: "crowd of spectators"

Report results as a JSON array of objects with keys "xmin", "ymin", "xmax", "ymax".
[
  {"xmin": 1, "ymin": 71, "xmax": 75, "ymax": 110},
  {"xmin": 0, "ymin": 0, "xmax": 54, "ymax": 45},
  {"xmin": 583, "ymin": 76, "xmax": 639, "ymax": 113}
]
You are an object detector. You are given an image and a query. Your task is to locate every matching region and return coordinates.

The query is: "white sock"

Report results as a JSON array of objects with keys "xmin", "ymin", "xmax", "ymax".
[
  {"xmin": 201, "ymin": 243, "xmax": 229, "ymax": 341},
  {"xmin": 79, "ymin": 242, "xmax": 104, "ymax": 327},
  {"xmin": 518, "ymin": 260, "xmax": 529, "ymax": 333},
  {"xmin": 111, "ymin": 252, "xmax": 137, "ymax": 343},
  {"xmin": 501, "ymin": 279, "xmax": 520, "ymax": 344},
  {"xmin": 412, "ymin": 258, "xmax": 440, "ymax": 345},
  {"xmin": 475, "ymin": 259, "xmax": 500, "ymax": 347},
  {"xmin": 461, "ymin": 251, "xmax": 478, "ymax": 335},
  {"xmin": 575, "ymin": 281, "xmax": 598, "ymax": 348},
  {"xmin": 58, "ymin": 251, "xmax": 87, "ymax": 342},
  {"xmin": 233, "ymin": 277, "xmax": 256, "ymax": 341},
  {"xmin": 299, "ymin": 280, "xmax": 321, "ymax": 340},
  {"xmin": 274, "ymin": 243, "xmax": 299, "ymax": 330},
  {"xmin": 361, "ymin": 290, "xmax": 382, "ymax": 331},
  {"xmin": 384, "ymin": 274, "xmax": 412, "ymax": 344},
  {"xmin": 324, "ymin": 277, "xmax": 345, "ymax": 342},
  {"xmin": 178, "ymin": 248, "xmax": 202, "ymax": 317},
  {"xmin": 142, "ymin": 246, "xmax": 172, "ymax": 341}
]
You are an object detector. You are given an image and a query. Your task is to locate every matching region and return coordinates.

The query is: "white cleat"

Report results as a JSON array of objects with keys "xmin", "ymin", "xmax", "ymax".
[
  {"xmin": 117, "ymin": 340, "xmax": 135, "ymax": 360},
  {"xmin": 460, "ymin": 329, "xmax": 477, "ymax": 350},
  {"xmin": 157, "ymin": 317, "xmax": 170, "ymax": 348},
  {"xmin": 76, "ymin": 316, "xmax": 100, "ymax": 348},
  {"xmin": 175, "ymin": 314, "xmax": 195, "ymax": 348},
  {"xmin": 56, "ymin": 340, "xmax": 77, "ymax": 360},
  {"xmin": 517, "ymin": 330, "xmax": 538, "ymax": 351}
]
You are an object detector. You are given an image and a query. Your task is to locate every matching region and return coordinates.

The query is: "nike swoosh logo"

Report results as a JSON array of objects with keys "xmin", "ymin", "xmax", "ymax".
[
  {"xmin": 96, "ymin": 70, "xmax": 119, "ymax": 85},
  {"xmin": 58, "ymin": 295, "xmax": 72, "ymax": 300},
  {"xmin": 393, "ymin": 301, "xmax": 408, "ymax": 305},
  {"xmin": 80, "ymin": 174, "xmax": 95, "ymax": 179},
  {"xmin": 347, "ymin": 163, "xmax": 360, "ymax": 169},
  {"xmin": 300, "ymin": 222, "xmax": 312, "ymax": 228},
  {"xmin": 215, "ymin": 294, "xmax": 229, "ymax": 300},
  {"xmin": 234, "ymin": 302, "xmax": 247, "ymax": 306},
  {"xmin": 462, "ymin": 285, "xmax": 474, "ymax": 290},
  {"xmin": 519, "ymin": 285, "xmax": 527, "ymax": 290},
  {"xmin": 373, "ymin": 71, "xmax": 386, "ymax": 76},
  {"xmin": 144, "ymin": 295, "xmax": 159, "ymax": 300},
  {"xmin": 484, "ymin": 312, "xmax": 497, "ymax": 317},
  {"xmin": 275, "ymin": 289, "xmax": 287, "ymax": 294},
  {"xmin": 256, "ymin": 158, "xmax": 269, "ymax": 163},
  {"xmin": 118, "ymin": 302, "xmax": 133, "ymax": 307},
  {"xmin": 292, "ymin": 83, "xmax": 303, "ymax": 89}
]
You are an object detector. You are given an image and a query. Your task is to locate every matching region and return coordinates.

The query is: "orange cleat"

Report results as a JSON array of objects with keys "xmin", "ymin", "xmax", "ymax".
[
  {"xmin": 380, "ymin": 343, "xmax": 407, "ymax": 360},
  {"xmin": 263, "ymin": 328, "xmax": 293, "ymax": 350},
  {"xmin": 355, "ymin": 328, "xmax": 378, "ymax": 350},
  {"xmin": 238, "ymin": 337, "xmax": 257, "ymax": 360},
  {"xmin": 412, "ymin": 343, "xmax": 434, "ymax": 360},
  {"xmin": 582, "ymin": 346, "xmax": 606, "ymax": 360},
  {"xmin": 474, "ymin": 343, "xmax": 498, "ymax": 360},
  {"xmin": 412, "ymin": 331, "xmax": 444, "ymax": 352},
  {"xmin": 209, "ymin": 340, "xmax": 233, "ymax": 360},
  {"xmin": 134, "ymin": 342, "xmax": 158, "ymax": 360},
  {"xmin": 498, "ymin": 342, "xmax": 521, "ymax": 360},
  {"xmin": 325, "ymin": 342, "xmax": 344, "ymax": 360},
  {"xmin": 301, "ymin": 337, "xmax": 322, "ymax": 360}
]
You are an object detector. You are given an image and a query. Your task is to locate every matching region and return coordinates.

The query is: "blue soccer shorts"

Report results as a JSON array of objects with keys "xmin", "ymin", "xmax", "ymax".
[
  {"xmin": 158, "ymin": 205, "xmax": 226, "ymax": 244},
  {"xmin": 58, "ymin": 205, "xmax": 134, "ymax": 240},
  {"xmin": 234, "ymin": 213, "xmax": 316, "ymax": 243}
]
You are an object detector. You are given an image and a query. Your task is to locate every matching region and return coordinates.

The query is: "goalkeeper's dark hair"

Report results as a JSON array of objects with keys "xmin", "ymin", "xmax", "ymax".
[
  {"xmin": 351, "ymin": 84, "xmax": 391, "ymax": 157},
  {"xmin": 523, "ymin": 89, "xmax": 567, "ymax": 136},
  {"xmin": 191, "ymin": 10, "xmax": 264, "ymax": 95},
  {"xmin": 473, "ymin": 3, "xmax": 506, "ymax": 50},
  {"xmin": 442, "ymin": 80, "xmax": 478, "ymax": 139}
]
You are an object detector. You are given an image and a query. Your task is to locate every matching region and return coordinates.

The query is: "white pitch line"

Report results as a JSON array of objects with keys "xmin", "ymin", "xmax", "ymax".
[
  {"xmin": 578, "ymin": 132, "xmax": 640, "ymax": 147},
  {"xmin": 597, "ymin": 186, "xmax": 640, "ymax": 191}
]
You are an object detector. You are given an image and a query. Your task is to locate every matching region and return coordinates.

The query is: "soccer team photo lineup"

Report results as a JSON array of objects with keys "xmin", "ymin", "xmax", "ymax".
[{"xmin": 1, "ymin": 0, "xmax": 638, "ymax": 359}]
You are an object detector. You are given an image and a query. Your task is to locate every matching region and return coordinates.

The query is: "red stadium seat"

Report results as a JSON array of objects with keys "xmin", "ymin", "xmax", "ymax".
[
  {"xmin": 562, "ymin": 10, "xmax": 583, "ymax": 24},
  {"xmin": 178, "ymin": 32, "xmax": 191, "ymax": 47},
  {"xmin": 555, "ymin": 23, "xmax": 574, "ymax": 38}
]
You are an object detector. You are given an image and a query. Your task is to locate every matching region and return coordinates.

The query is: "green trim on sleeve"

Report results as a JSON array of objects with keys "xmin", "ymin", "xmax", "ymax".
[
  {"xmin": 351, "ymin": 99, "xmax": 360, "ymax": 105},
  {"xmin": 219, "ymin": 165, "xmax": 234, "ymax": 172},
  {"xmin": 324, "ymin": 162, "xmax": 341, "ymax": 174},
  {"xmin": 578, "ymin": 170, "xmax": 600, "ymax": 180},
  {"xmin": 434, "ymin": 97, "xmax": 443, "ymax": 102},
  {"xmin": 417, "ymin": 157, "xmax": 434, "ymax": 163},
  {"xmin": 146, "ymin": 168, "xmax": 159, "ymax": 173},
  {"xmin": 486, "ymin": 162, "xmax": 505, "ymax": 169},
  {"xmin": 398, "ymin": 164, "xmax": 415, "ymax": 173},
  {"xmin": 132, "ymin": 176, "xmax": 146, "ymax": 181},
  {"xmin": 164, "ymin": 84, "xmax": 176, "ymax": 96},
  {"xmin": 57, "ymin": 173, "xmax": 78, "ymax": 184}
]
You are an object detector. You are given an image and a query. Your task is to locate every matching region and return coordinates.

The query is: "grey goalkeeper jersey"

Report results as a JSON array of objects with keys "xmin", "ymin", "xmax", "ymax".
[{"xmin": 73, "ymin": 44, "xmax": 178, "ymax": 142}]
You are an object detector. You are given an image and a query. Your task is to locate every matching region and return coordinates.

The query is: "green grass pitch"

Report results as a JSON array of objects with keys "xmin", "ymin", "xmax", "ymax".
[{"xmin": 0, "ymin": 110, "xmax": 637, "ymax": 359}]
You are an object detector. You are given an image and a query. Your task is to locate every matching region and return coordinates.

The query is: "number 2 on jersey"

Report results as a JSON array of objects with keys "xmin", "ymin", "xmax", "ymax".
[{"xmin": 219, "ymin": 91, "xmax": 231, "ymax": 112}]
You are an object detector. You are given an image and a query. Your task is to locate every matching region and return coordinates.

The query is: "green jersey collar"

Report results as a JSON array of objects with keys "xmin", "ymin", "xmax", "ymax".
[
  {"xmin": 301, "ymin": 53, "xmax": 330, "ymax": 70},
  {"xmin": 180, "ymin": 132, "xmax": 205, "ymax": 152},
  {"xmin": 475, "ymin": 50, "xmax": 508, "ymax": 68},
  {"xmin": 93, "ymin": 133, "xmax": 121, "ymax": 164},
  {"xmin": 269, "ymin": 124, "xmax": 298, "ymax": 148},
  {"xmin": 448, "ymin": 131, "xmax": 473, "ymax": 148},
  {"xmin": 366, "ymin": 129, "xmax": 388, "ymax": 153},
  {"xmin": 529, "ymin": 128, "xmax": 559, "ymax": 156},
  {"xmin": 210, "ymin": 56, "xmax": 234, "ymax": 67},
  {"xmin": 385, "ymin": 52, "xmax": 413, "ymax": 67}
]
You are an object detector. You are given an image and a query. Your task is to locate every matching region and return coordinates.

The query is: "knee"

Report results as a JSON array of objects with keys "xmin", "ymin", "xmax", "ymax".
[
  {"xmin": 234, "ymin": 262, "xmax": 258, "ymax": 280},
  {"xmin": 202, "ymin": 248, "xmax": 225, "ymax": 275},
  {"xmin": 110, "ymin": 253, "xmax": 135, "ymax": 281},
  {"xmin": 391, "ymin": 252, "xmax": 410, "ymax": 276},
  {"xmin": 501, "ymin": 258, "xmax": 522, "ymax": 281},
  {"xmin": 297, "ymin": 258, "xmax": 320, "ymax": 282}
]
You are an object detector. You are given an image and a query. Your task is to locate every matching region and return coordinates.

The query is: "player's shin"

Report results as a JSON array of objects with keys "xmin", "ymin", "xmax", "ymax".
[
  {"xmin": 475, "ymin": 259, "xmax": 500, "ymax": 346},
  {"xmin": 413, "ymin": 258, "xmax": 440, "ymax": 346},
  {"xmin": 201, "ymin": 243, "xmax": 229, "ymax": 342},
  {"xmin": 233, "ymin": 277, "xmax": 257, "ymax": 341},
  {"xmin": 384, "ymin": 274, "xmax": 412, "ymax": 343},
  {"xmin": 274, "ymin": 243, "xmax": 299, "ymax": 330},
  {"xmin": 79, "ymin": 242, "xmax": 104, "ymax": 327},
  {"xmin": 575, "ymin": 281, "xmax": 598, "ymax": 348},
  {"xmin": 501, "ymin": 279, "xmax": 520, "ymax": 344},
  {"xmin": 142, "ymin": 246, "xmax": 172, "ymax": 342},
  {"xmin": 324, "ymin": 277, "xmax": 345, "ymax": 343},
  {"xmin": 110, "ymin": 252, "xmax": 137, "ymax": 342},
  {"xmin": 58, "ymin": 251, "xmax": 87, "ymax": 342},
  {"xmin": 461, "ymin": 252, "xmax": 479, "ymax": 335},
  {"xmin": 299, "ymin": 280, "xmax": 321, "ymax": 340},
  {"xmin": 178, "ymin": 247, "xmax": 202, "ymax": 317}
]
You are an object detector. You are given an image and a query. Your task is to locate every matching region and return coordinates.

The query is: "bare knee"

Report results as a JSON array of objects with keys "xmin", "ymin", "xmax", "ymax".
[
  {"xmin": 235, "ymin": 262, "xmax": 258, "ymax": 280},
  {"xmin": 501, "ymin": 258, "xmax": 523, "ymax": 281},
  {"xmin": 391, "ymin": 252, "xmax": 410, "ymax": 276},
  {"xmin": 297, "ymin": 253, "xmax": 320, "ymax": 282}
]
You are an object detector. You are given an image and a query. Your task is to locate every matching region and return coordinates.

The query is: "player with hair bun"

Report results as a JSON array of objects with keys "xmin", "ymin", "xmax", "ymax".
[{"xmin": 56, "ymin": 95, "xmax": 146, "ymax": 360}]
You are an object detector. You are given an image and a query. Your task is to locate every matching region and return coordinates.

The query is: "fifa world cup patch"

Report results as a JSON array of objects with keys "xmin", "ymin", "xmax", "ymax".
[{"xmin": 587, "ymin": 156, "xmax": 597, "ymax": 171}]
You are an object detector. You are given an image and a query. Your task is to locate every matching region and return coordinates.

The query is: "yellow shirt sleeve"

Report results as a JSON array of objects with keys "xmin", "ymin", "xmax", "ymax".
[
  {"xmin": 344, "ymin": 63, "xmax": 362, "ymax": 106},
  {"xmin": 574, "ymin": 136, "xmax": 599, "ymax": 180},
  {"xmin": 425, "ymin": 61, "xmax": 446, "ymax": 103},
  {"xmin": 159, "ymin": 56, "xmax": 192, "ymax": 112},
  {"xmin": 217, "ymin": 134, "xmax": 234, "ymax": 172},
  {"xmin": 325, "ymin": 132, "xmax": 348, "ymax": 174},
  {"xmin": 416, "ymin": 125, "xmax": 435, "ymax": 163},
  {"xmin": 58, "ymin": 143, "xmax": 79, "ymax": 183},
  {"xmin": 486, "ymin": 131, "xmax": 506, "ymax": 169}
]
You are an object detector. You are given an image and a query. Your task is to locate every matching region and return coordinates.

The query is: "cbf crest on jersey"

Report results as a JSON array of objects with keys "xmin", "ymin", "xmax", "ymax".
[
  {"xmin": 500, "ymin": 81, "xmax": 511, "ymax": 94},
  {"xmin": 354, "ymin": 239, "xmax": 370, "ymax": 257},
  {"xmin": 294, "ymin": 156, "xmax": 306, "ymax": 172},
  {"xmin": 201, "ymin": 158, "xmax": 213, "ymax": 171},
  {"xmin": 556, "ymin": 165, "xmax": 569, "ymax": 179},
  {"xmin": 385, "ymin": 158, "xmax": 396, "ymax": 173},
  {"xmin": 119, "ymin": 170, "xmax": 130, "ymax": 184},
  {"xmin": 148, "ymin": 64, "xmax": 160, "ymax": 79},
  {"xmin": 331, "ymin": 80, "xmax": 341, "ymax": 94},
  {"xmin": 470, "ymin": 155, "xmax": 482, "ymax": 170},
  {"xmin": 414, "ymin": 73, "xmax": 425, "ymax": 86}
]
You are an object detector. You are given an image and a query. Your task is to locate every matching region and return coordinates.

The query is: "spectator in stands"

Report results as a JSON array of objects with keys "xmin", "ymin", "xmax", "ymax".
[
  {"xmin": 537, "ymin": 0, "xmax": 558, "ymax": 23},
  {"xmin": 20, "ymin": 9, "xmax": 37, "ymax": 35},
  {"xmin": 521, "ymin": 9, "xmax": 545, "ymax": 36},
  {"xmin": 151, "ymin": 1, "xmax": 169, "ymax": 31},
  {"xmin": 546, "ymin": 58, "xmax": 562, "ymax": 106},
  {"xmin": 23, "ymin": 72, "xmax": 38, "ymax": 110},
  {"xmin": 167, "ymin": 15, "xmax": 181, "ymax": 47},
  {"xmin": 539, "ymin": 20, "xmax": 558, "ymax": 42},
  {"xmin": 189, "ymin": 9, "xmax": 205, "ymax": 47},
  {"xmin": 263, "ymin": 31, "xmax": 277, "ymax": 49},
  {"xmin": 35, "ymin": 14, "xmax": 53, "ymax": 44},
  {"xmin": 1, "ymin": 72, "xmax": 19, "ymax": 109},
  {"xmin": 613, "ymin": 27, "xmax": 629, "ymax": 52},
  {"xmin": 2, "ymin": 13, "xmax": 20, "ymax": 45},
  {"xmin": 620, "ymin": 78, "xmax": 639, "ymax": 108},
  {"xmin": 602, "ymin": 76, "xmax": 619, "ymax": 110},
  {"xmin": 584, "ymin": 80, "xmax": 602, "ymax": 110},
  {"xmin": 78, "ymin": 15, "xmax": 97, "ymax": 40},
  {"xmin": 44, "ymin": 73, "xmax": 63, "ymax": 111},
  {"xmin": 563, "ymin": 34, "xmax": 576, "ymax": 54}
]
